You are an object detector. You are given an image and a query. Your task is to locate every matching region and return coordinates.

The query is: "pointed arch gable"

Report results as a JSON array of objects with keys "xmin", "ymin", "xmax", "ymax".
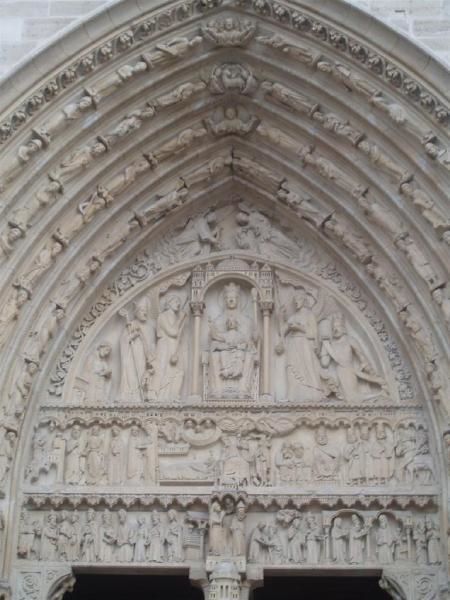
[{"xmin": 0, "ymin": 0, "xmax": 448, "ymax": 597}]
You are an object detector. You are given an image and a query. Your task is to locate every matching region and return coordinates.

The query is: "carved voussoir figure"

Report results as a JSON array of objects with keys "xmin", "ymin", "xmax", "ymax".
[
  {"xmin": 101, "ymin": 107, "xmax": 155, "ymax": 149},
  {"xmin": 256, "ymin": 122, "xmax": 307, "ymax": 157},
  {"xmin": 400, "ymin": 182, "xmax": 450, "ymax": 234},
  {"xmin": 0, "ymin": 428, "xmax": 17, "ymax": 487},
  {"xmin": 0, "ymin": 286, "xmax": 31, "ymax": 350},
  {"xmin": 201, "ymin": 18, "xmax": 256, "ymax": 47},
  {"xmin": 205, "ymin": 106, "xmax": 258, "ymax": 137},
  {"xmin": 261, "ymin": 80, "xmax": 318, "ymax": 115},
  {"xmin": 184, "ymin": 154, "xmax": 232, "ymax": 187},
  {"xmin": 20, "ymin": 237, "xmax": 65, "ymax": 291},
  {"xmin": 151, "ymin": 126, "xmax": 207, "ymax": 164},
  {"xmin": 432, "ymin": 284, "xmax": 450, "ymax": 328},
  {"xmin": 395, "ymin": 234, "xmax": 441, "ymax": 289},
  {"xmin": 209, "ymin": 64, "xmax": 257, "ymax": 96},
  {"xmin": 257, "ymin": 34, "xmax": 317, "ymax": 65},
  {"xmin": 324, "ymin": 217, "xmax": 373, "ymax": 264},
  {"xmin": 0, "ymin": 133, "xmax": 47, "ymax": 191},
  {"xmin": 156, "ymin": 80, "xmax": 206, "ymax": 108},
  {"xmin": 317, "ymin": 60, "xmax": 379, "ymax": 98},
  {"xmin": 277, "ymin": 184, "xmax": 331, "ymax": 227},
  {"xmin": 137, "ymin": 182, "xmax": 189, "ymax": 226},
  {"xmin": 0, "ymin": 213, "xmax": 30, "ymax": 261},
  {"xmin": 50, "ymin": 140, "xmax": 107, "ymax": 182},
  {"xmin": 43, "ymin": 94, "xmax": 94, "ymax": 138},
  {"xmin": 141, "ymin": 35, "xmax": 202, "ymax": 69},
  {"xmin": 7, "ymin": 357, "xmax": 39, "ymax": 416}
]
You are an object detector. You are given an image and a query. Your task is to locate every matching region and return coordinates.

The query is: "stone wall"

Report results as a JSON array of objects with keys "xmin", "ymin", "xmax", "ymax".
[{"xmin": 0, "ymin": 0, "xmax": 449, "ymax": 79}]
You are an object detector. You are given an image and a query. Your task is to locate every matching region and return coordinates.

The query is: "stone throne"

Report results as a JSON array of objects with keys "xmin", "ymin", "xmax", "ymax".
[{"xmin": 189, "ymin": 259, "xmax": 273, "ymax": 402}]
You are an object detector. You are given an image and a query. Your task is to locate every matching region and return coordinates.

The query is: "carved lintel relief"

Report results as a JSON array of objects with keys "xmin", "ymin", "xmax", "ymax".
[
  {"xmin": 6, "ymin": 183, "xmax": 438, "ymax": 597},
  {"xmin": 22, "ymin": 412, "xmax": 437, "ymax": 492},
  {"xmin": 15, "ymin": 502, "xmax": 442, "ymax": 572}
]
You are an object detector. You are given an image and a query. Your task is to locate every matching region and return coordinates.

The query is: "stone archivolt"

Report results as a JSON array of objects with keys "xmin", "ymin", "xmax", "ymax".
[{"xmin": 0, "ymin": 1, "xmax": 448, "ymax": 599}]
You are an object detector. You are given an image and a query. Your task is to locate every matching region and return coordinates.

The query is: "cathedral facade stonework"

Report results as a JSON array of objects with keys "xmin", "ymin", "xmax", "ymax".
[{"xmin": 0, "ymin": 1, "xmax": 448, "ymax": 599}]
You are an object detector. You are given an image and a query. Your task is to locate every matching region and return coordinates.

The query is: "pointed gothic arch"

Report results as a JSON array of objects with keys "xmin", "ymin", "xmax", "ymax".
[{"xmin": 0, "ymin": 1, "xmax": 448, "ymax": 598}]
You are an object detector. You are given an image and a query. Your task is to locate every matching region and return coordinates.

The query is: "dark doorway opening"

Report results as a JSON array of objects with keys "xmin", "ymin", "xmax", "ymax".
[
  {"xmin": 64, "ymin": 573, "xmax": 204, "ymax": 600},
  {"xmin": 253, "ymin": 576, "xmax": 391, "ymax": 600}
]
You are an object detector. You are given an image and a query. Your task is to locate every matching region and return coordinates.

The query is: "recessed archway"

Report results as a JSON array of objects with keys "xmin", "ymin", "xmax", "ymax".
[
  {"xmin": 253, "ymin": 575, "xmax": 392, "ymax": 600},
  {"xmin": 0, "ymin": 1, "xmax": 448, "ymax": 599},
  {"xmin": 63, "ymin": 573, "xmax": 204, "ymax": 600}
]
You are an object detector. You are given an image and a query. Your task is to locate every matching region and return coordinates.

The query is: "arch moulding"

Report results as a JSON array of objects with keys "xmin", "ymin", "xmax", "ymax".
[{"xmin": 0, "ymin": 0, "xmax": 448, "ymax": 598}]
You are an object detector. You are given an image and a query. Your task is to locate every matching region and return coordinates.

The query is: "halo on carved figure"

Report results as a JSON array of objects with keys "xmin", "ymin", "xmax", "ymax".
[{"xmin": 54, "ymin": 238, "xmax": 400, "ymax": 409}]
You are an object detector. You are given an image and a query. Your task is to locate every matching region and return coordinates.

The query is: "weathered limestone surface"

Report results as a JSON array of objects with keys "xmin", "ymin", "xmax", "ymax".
[
  {"xmin": 0, "ymin": 0, "xmax": 449, "ymax": 80},
  {"xmin": 0, "ymin": 0, "xmax": 448, "ymax": 599}
]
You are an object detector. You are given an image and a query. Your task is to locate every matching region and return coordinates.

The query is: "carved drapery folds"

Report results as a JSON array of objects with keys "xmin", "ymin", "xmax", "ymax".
[
  {"xmin": 0, "ymin": 0, "xmax": 448, "ymax": 598},
  {"xmin": 52, "ymin": 235, "xmax": 396, "ymax": 408}
]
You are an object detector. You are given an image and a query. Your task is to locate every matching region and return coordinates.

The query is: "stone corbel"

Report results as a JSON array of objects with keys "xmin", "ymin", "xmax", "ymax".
[
  {"xmin": 45, "ymin": 567, "xmax": 76, "ymax": 600},
  {"xmin": 0, "ymin": 580, "xmax": 11, "ymax": 600},
  {"xmin": 190, "ymin": 565, "xmax": 209, "ymax": 600},
  {"xmin": 243, "ymin": 564, "xmax": 264, "ymax": 600},
  {"xmin": 379, "ymin": 571, "xmax": 409, "ymax": 600}
]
